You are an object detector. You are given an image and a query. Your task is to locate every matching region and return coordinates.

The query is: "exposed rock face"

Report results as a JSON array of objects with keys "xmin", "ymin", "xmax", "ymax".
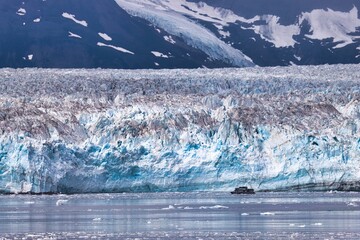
[
  {"xmin": 1, "ymin": 65, "xmax": 360, "ymax": 193},
  {"xmin": 1, "ymin": 0, "xmax": 360, "ymax": 68}
]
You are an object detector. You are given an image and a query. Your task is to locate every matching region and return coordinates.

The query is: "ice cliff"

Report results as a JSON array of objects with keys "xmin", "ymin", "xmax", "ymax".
[{"xmin": 1, "ymin": 65, "xmax": 360, "ymax": 193}]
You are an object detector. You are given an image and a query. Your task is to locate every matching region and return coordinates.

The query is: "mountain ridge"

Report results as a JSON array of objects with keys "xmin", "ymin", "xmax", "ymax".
[{"xmin": 1, "ymin": 0, "xmax": 359, "ymax": 68}]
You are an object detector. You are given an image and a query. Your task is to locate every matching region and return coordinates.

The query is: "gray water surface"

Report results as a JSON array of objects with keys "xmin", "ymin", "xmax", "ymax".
[{"xmin": 0, "ymin": 192, "xmax": 360, "ymax": 239}]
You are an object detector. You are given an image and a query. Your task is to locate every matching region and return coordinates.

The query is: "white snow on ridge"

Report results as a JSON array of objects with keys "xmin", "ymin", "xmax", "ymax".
[
  {"xmin": 97, "ymin": 42, "xmax": 134, "ymax": 55},
  {"xmin": 62, "ymin": 12, "xmax": 88, "ymax": 27},
  {"xmin": 151, "ymin": 51, "xmax": 169, "ymax": 58},
  {"xmin": 115, "ymin": 0, "xmax": 360, "ymax": 50},
  {"xmin": 68, "ymin": 32, "xmax": 82, "ymax": 39},
  {"xmin": 300, "ymin": 7, "xmax": 360, "ymax": 49},
  {"xmin": 134, "ymin": 0, "xmax": 258, "ymax": 26},
  {"xmin": 243, "ymin": 7, "xmax": 360, "ymax": 48},
  {"xmin": 16, "ymin": 8, "xmax": 26, "ymax": 16},
  {"xmin": 114, "ymin": 0, "xmax": 254, "ymax": 67},
  {"xmin": 214, "ymin": 24, "xmax": 231, "ymax": 38},
  {"xmin": 252, "ymin": 15, "xmax": 300, "ymax": 48},
  {"xmin": 98, "ymin": 33, "xmax": 112, "ymax": 41},
  {"xmin": 164, "ymin": 35, "xmax": 176, "ymax": 44}
]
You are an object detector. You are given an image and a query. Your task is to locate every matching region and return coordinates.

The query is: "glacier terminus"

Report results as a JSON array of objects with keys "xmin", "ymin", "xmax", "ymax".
[{"xmin": 1, "ymin": 65, "xmax": 360, "ymax": 194}]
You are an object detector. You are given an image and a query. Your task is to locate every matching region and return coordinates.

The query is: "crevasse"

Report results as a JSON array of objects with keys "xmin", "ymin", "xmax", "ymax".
[{"xmin": 0, "ymin": 65, "xmax": 360, "ymax": 193}]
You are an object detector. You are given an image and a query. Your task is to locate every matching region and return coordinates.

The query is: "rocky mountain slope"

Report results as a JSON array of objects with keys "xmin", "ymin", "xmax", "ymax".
[{"xmin": 1, "ymin": 0, "xmax": 360, "ymax": 68}]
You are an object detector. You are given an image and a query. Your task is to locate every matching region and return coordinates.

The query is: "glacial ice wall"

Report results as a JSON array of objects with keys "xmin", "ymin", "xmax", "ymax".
[{"xmin": 1, "ymin": 65, "xmax": 360, "ymax": 193}]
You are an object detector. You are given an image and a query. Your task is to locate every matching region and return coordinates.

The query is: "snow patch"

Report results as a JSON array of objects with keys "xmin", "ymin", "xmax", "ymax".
[
  {"xmin": 133, "ymin": 0, "xmax": 259, "ymax": 26},
  {"xmin": 97, "ymin": 42, "xmax": 134, "ymax": 55},
  {"xmin": 164, "ymin": 35, "xmax": 176, "ymax": 44},
  {"xmin": 213, "ymin": 24, "xmax": 231, "ymax": 38},
  {"xmin": 62, "ymin": 12, "xmax": 88, "ymax": 27},
  {"xmin": 98, "ymin": 33, "xmax": 112, "ymax": 41},
  {"xmin": 252, "ymin": 15, "xmax": 300, "ymax": 48},
  {"xmin": 294, "ymin": 55, "xmax": 302, "ymax": 61},
  {"xmin": 151, "ymin": 51, "xmax": 169, "ymax": 58},
  {"xmin": 300, "ymin": 7, "xmax": 360, "ymax": 49},
  {"xmin": 68, "ymin": 32, "xmax": 82, "ymax": 39},
  {"xmin": 16, "ymin": 8, "xmax": 26, "ymax": 16}
]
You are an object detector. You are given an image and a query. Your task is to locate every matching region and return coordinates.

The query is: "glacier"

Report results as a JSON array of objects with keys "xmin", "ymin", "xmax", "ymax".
[
  {"xmin": 0, "ymin": 65, "xmax": 360, "ymax": 193},
  {"xmin": 114, "ymin": 0, "xmax": 254, "ymax": 67}
]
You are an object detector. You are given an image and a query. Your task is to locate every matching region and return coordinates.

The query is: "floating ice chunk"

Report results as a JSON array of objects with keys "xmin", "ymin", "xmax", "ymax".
[
  {"xmin": 209, "ymin": 205, "xmax": 228, "ymax": 209},
  {"xmin": 162, "ymin": 205, "xmax": 175, "ymax": 210},
  {"xmin": 241, "ymin": 213, "xmax": 249, "ymax": 216},
  {"xmin": 62, "ymin": 12, "xmax": 88, "ymax": 27},
  {"xmin": 56, "ymin": 199, "xmax": 68, "ymax": 206},
  {"xmin": 313, "ymin": 223, "xmax": 323, "ymax": 226},
  {"xmin": 27, "ymin": 54, "xmax": 33, "ymax": 61},
  {"xmin": 33, "ymin": 18, "xmax": 41, "ymax": 23},
  {"xmin": 24, "ymin": 201, "xmax": 35, "ymax": 205},
  {"xmin": 260, "ymin": 212, "xmax": 275, "ymax": 215},
  {"xmin": 92, "ymin": 218, "xmax": 102, "ymax": 221},
  {"xmin": 346, "ymin": 202, "xmax": 359, "ymax": 207},
  {"xmin": 184, "ymin": 206, "xmax": 194, "ymax": 210},
  {"xmin": 199, "ymin": 205, "xmax": 228, "ymax": 209}
]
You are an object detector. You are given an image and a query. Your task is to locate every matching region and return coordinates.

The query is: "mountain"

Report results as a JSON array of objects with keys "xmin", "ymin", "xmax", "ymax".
[
  {"xmin": 1, "ymin": 0, "xmax": 360, "ymax": 68},
  {"xmin": 1, "ymin": 65, "xmax": 360, "ymax": 193}
]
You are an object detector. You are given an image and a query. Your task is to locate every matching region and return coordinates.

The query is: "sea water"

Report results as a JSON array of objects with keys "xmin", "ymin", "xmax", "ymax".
[{"xmin": 0, "ymin": 192, "xmax": 359, "ymax": 239}]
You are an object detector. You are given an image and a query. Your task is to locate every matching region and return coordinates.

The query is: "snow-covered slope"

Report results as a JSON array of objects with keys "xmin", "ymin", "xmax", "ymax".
[
  {"xmin": 1, "ymin": 65, "xmax": 360, "ymax": 193},
  {"xmin": 114, "ymin": 0, "xmax": 254, "ymax": 67},
  {"xmin": 1, "ymin": 0, "xmax": 359, "ymax": 68},
  {"xmin": 115, "ymin": 0, "xmax": 360, "ymax": 65}
]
